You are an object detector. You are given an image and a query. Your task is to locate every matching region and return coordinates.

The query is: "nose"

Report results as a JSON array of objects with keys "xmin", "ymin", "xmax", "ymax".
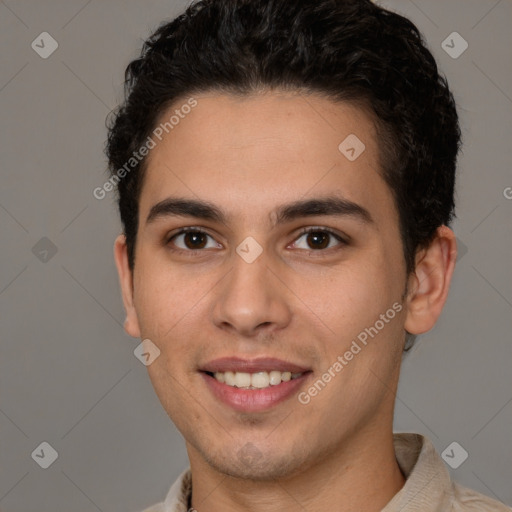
[{"xmin": 211, "ymin": 251, "xmax": 292, "ymax": 338}]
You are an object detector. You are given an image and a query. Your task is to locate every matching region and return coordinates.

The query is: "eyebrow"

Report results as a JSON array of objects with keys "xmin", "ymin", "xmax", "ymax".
[{"xmin": 145, "ymin": 196, "xmax": 373, "ymax": 226}]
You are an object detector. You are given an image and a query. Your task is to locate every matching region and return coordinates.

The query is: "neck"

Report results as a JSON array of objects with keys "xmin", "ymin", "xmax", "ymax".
[{"xmin": 188, "ymin": 427, "xmax": 405, "ymax": 512}]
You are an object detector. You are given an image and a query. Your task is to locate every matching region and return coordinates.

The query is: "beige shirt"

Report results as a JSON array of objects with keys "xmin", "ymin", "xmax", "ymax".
[{"xmin": 142, "ymin": 433, "xmax": 511, "ymax": 512}]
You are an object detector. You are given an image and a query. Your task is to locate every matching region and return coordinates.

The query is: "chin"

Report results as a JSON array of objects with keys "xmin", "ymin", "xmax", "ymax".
[{"xmin": 199, "ymin": 441, "xmax": 310, "ymax": 482}]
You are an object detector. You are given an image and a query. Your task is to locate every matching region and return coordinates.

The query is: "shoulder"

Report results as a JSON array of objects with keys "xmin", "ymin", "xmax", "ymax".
[
  {"xmin": 137, "ymin": 468, "xmax": 192, "ymax": 512},
  {"xmin": 451, "ymin": 482, "xmax": 512, "ymax": 511}
]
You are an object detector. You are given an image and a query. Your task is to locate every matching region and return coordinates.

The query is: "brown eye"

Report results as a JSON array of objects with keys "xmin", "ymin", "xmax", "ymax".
[
  {"xmin": 306, "ymin": 231, "xmax": 330, "ymax": 249},
  {"xmin": 183, "ymin": 231, "xmax": 208, "ymax": 249},
  {"xmin": 168, "ymin": 229, "xmax": 221, "ymax": 251},
  {"xmin": 292, "ymin": 228, "xmax": 346, "ymax": 252}
]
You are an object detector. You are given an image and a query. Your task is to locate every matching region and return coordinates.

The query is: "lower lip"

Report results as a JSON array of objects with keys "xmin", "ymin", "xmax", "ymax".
[{"xmin": 201, "ymin": 372, "xmax": 311, "ymax": 413}]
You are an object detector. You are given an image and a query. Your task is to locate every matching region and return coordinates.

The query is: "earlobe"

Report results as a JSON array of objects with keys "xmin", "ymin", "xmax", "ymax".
[
  {"xmin": 113, "ymin": 234, "xmax": 141, "ymax": 338},
  {"xmin": 404, "ymin": 226, "xmax": 457, "ymax": 335}
]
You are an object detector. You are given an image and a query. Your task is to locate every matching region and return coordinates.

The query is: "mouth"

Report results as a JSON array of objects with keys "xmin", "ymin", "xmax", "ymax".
[
  {"xmin": 199, "ymin": 357, "xmax": 312, "ymax": 412},
  {"xmin": 204, "ymin": 370, "xmax": 304, "ymax": 389}
]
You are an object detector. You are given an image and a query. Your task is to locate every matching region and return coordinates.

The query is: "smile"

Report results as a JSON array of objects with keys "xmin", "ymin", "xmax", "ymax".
[
  {"xmin": 199, "ymin": 357, "xmax": 312, "ymax": 412},
  {"xmin": 207, "ymin": 370, "xmax": 304, "ymax": 389}
]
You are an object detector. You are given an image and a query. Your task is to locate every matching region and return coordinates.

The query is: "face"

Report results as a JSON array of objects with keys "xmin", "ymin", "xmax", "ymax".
[{"xmin": 116, "ymin": 91, "xmax": 412, "ymax": 480}]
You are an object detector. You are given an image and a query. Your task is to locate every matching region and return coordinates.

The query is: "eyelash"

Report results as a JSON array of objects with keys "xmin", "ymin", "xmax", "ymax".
[
  {"xmin": 165, "ymin": 226, "xmax": 348, "ymax": 257},
  {"xmin": 293, "ymin": 227, "xmax": 348, "ymax": 253}
]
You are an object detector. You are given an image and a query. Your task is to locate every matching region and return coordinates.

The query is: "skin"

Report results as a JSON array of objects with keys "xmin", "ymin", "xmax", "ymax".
[{"xmin": 114, "ymin": 91, "xmax": 457, "ymax": 512}]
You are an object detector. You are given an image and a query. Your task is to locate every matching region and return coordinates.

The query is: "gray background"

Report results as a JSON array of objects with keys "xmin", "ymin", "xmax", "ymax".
[{"xmin": 1, "ymin": 0, "xmax": 511, "ymax": 510}]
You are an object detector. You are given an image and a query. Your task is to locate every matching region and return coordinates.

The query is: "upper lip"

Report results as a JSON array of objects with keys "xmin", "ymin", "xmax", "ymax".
[{"xmin": 200, "ymin": 357, "xmax": 310, "ymax": 374}]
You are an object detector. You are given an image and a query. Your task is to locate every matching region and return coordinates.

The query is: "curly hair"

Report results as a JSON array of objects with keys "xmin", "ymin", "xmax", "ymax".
[{"xmin": 105, "ymin": 0, "xmax": 461, "ymax": 283}]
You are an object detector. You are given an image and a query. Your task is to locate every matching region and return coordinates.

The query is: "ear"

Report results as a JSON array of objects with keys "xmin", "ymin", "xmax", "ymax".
[
  {"xmin": 113, "ymin": 234, "xmax": 141, "ymax": 338},
  {"xmin": 404, "ymin": 225, "xmax": 457, "ymax": 335}
]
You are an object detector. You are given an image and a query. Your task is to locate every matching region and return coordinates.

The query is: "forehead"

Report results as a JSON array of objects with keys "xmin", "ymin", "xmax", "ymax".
[{"xmin": 139, "ymin": 91, "xmax": 394, "ymax": 227}]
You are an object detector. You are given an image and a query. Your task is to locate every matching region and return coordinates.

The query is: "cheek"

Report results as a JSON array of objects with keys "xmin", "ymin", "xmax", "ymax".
[
  {"xmin": 132, "ymin": 254, "xmax": 202, "ymax": 339},
  {"xmin": 295, "ymin": 263, "xmax": 392, "ymax": 342},
  {"xmin": 146, "ymin": 358, "xmax": 189, "ymax": 428},
  {"xmin": 133, "ymin": 258, "xmax": 210, "ymax": 373}
]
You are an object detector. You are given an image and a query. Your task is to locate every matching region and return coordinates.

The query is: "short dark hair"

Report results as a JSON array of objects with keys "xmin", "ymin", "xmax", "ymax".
[{"xmin": 105, "ymin": 0, "xmax": 461, "ymax": 277}]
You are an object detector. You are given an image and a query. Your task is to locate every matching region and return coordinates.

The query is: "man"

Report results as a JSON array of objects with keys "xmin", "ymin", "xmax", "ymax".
[{"xmin": 106, "ymin": 0, "xmax": 511, "ymax": 510}]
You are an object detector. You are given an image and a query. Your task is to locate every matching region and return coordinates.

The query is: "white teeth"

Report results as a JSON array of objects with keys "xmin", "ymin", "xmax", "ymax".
[
  {"xmin": 234, "ymin": 372, "xmax": 251, "ymax": 388},
  {"xmin": 224, "ymin": 371, "xmax": 236, "ymax": 386},
  {"xmin": 268, "ymin": 370, "xmax": 281, "ymax": 385},
  {"xmin": 251, "ymin": 372, "xmax": 270, "ymax": 388},
  {"xmin": 211, "ymin": 370, "xmax": 303, "ymax": 389}
]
